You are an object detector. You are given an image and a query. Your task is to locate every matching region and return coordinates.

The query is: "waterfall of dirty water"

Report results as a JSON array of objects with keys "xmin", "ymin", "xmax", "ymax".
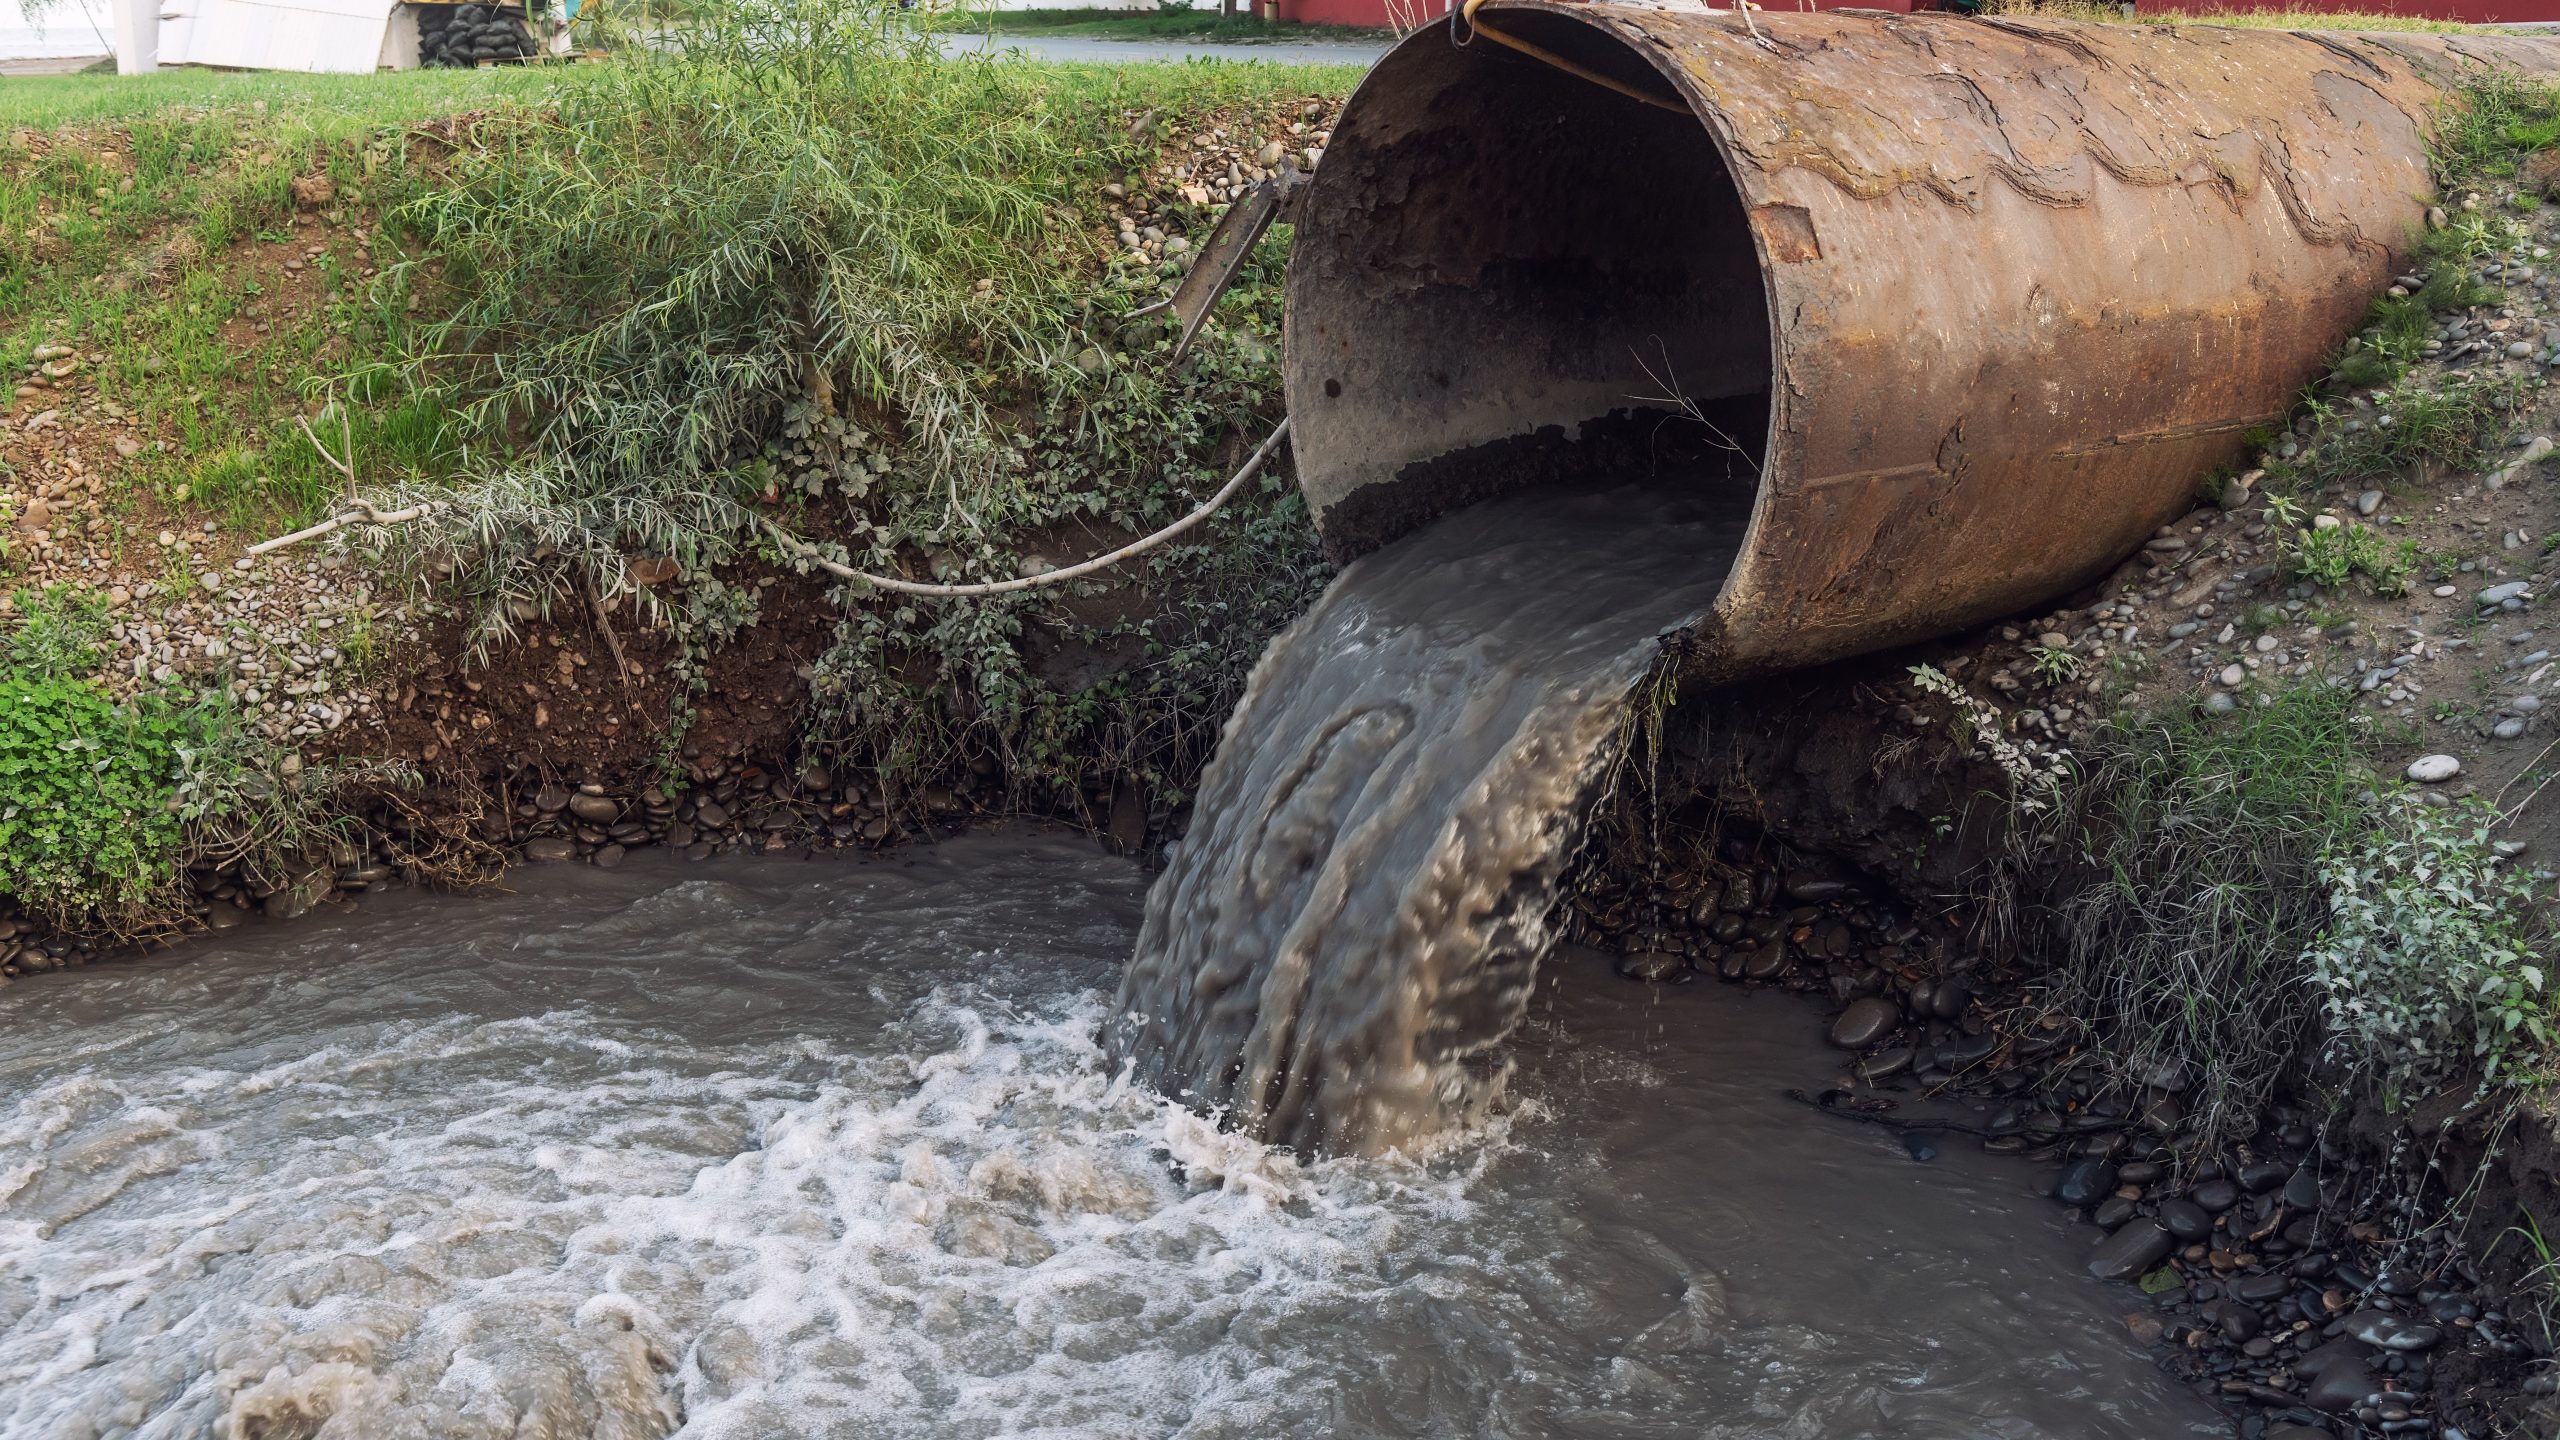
[
  {"xmin": 0, "ymin": 840, "xmax": 2222, "ymax": 1439},
  {"xmin": 1107, "ymin": 482, "xmax": 1747, "ymax": 1155}
]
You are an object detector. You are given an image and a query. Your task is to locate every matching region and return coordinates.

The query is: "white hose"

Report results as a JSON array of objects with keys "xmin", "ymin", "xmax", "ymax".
[{"xmin": 767, "ymin": 417, "xmax": 1292, "ymax": 598}]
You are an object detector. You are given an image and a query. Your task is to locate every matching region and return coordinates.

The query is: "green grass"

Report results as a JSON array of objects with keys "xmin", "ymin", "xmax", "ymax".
[
  {"xmin": 2432, "ymin": 67, "xmax": 2560, "ymax": 183},
  {"xmin": 354, "ymin": 0, "xmax": 1353, "ymax": 803},
  {"xmin": 920, "ymin": 5, "xmax": 1393, "ymax": 43},
  {"xmin": 0, "ymin": 66, "xmax": 556, "ymax": 131},
  {"xmin": 1987, "ymin": 686, "xmax": 2380, "ymax": 1154},
  {"xmin": 1977, "ymin": 0, "xmax": 2488, "ymax": 30},
  {"xmin": 3, "ymin": 582, "xmax": 112, "ymax": 678},
  {"xmin": 0, "ymin": 68, "xmax": 555, "ymax": 540},
  {"xmin": 2280, "ymin": 371, "xmax": 2528, "ymax": 489}
]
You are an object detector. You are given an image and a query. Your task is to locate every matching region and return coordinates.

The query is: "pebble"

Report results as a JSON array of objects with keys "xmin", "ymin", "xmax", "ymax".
[
  {"xmin": 1616, "ymin": 949, "xmax": 1687, "ymax": 983},
  {"xmin": 2405, "ymin": 754, "xmax": 2462, "ymax": 783},
  {"xmin": 2345, "ymin": 1310, "xmax": 2445, "ymax": 1353},
  {"xmin": 2204, "ymin": 691, "xmax": 2237, "ymax": 714},
  {"xmin": 2356, "ymin": 489, "xmax": 2383, "ymax": 515},
  {"xmin": 567, "ymin": 793, "xmax": 619, "ymax": 824},
  {"xmin": 523, "ymin": 837, "xmax": 577, "ymax": 863},
  {"xmin": 2056, "ymin": 1158, "xmax": 2118, "ymax": 1207},
  {"xmin": 2497, "ymin": 718, "xmax": 2528, "ymax": 739},
  {"xmin": 2478, "ymin": 580, "xmax": 2532, "ymax": 607},
  {"xmin": 2087, "ymin": 1220, "xmax": 2175, "ymax": 1281},
  {"xmin": 1857, "ymin": 1046, "xmax": 1913, "ymax": 1081},
  {"xmin": 2159, "ymin": 1197, "xmax": 2212, "ymax": 1240},
  {"xmin": 2219, "ymin": 664, "xmax": 2247, "ymax": 688},
  {"xmin": 1827, "ymin": 996, "xmax": 1901, "ymax": 1050}
]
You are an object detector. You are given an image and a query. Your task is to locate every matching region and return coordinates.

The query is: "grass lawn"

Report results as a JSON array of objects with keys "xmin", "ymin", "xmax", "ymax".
[
  {"xmin": 922, "ymin": 6, "xmax": 1395, "ymax": 44},
  {"xmin": 1, "ymin": 64, "xmax": 570, "ymax": 538},
  {"xmin": 0, "ymin": 64, "xmax": 562, "ymax": 130}
]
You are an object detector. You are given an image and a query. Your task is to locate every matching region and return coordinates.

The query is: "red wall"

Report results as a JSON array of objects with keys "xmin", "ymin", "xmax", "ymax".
[{"xmin": 1274, "ymin": 0, "xmax": 2546, "ymax": 29}]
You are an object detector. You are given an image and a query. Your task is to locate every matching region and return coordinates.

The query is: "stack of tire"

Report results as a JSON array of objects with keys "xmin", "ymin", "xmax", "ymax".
[{"xmin": 417, "ymin": 3, "xmax": 537, "ymax": 67}]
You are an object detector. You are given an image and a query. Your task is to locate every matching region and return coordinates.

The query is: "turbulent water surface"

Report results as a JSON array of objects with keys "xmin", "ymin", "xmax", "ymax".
[
  {"xmin": 0, "ymin": 836, "xmax": 2221, "ymax": 1438},
  {"xmin": 1110, "ymin": 483, "xmax": 1753, "ymax": 1154}
]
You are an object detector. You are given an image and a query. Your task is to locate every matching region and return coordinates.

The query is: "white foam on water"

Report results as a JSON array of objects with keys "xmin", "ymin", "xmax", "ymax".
[{"xmin": 0, "ymin": 975, "xmax": 1485, "ymax": 1440}]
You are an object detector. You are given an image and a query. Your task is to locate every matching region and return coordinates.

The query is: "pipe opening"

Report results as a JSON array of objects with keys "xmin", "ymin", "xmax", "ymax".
[{"xmin": 1283, "ymin": 11, "xmax": 1772, "ymax": 561}]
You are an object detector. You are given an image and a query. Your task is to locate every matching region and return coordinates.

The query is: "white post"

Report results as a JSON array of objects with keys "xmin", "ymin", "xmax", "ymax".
[{"xmin": 111, "ymin": 0, "xmax": 158, "ymax": 72}]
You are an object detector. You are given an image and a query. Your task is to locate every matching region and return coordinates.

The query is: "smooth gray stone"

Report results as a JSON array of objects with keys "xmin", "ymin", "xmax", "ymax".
[
  {"xmin": 2087, "ymin": 1221, "xmax": 2174, "ymax": 1281},
  {"xmin": 1828, "ymin": 996, "xmax": 1901, "ymax": 1050}
]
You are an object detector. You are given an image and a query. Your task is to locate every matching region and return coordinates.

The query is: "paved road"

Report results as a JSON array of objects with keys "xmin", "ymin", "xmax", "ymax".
[{"xmin": 937, "ymin": 31, "xmax": 1391, "ymax": 67}]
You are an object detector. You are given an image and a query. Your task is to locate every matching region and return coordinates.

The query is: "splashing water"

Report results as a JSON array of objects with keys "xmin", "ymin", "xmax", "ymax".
[{"xmin": 1107, "ymin": 483, "xmax": 1751, "ymax": 1154}]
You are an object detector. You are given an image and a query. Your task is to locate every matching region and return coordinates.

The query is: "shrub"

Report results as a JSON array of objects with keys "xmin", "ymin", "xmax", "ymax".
[
  {"xmin": 392, "ymin": 0, "xmax": 1145, "ymax": 648},
  {"xmin": 2308, "ymin": 796, "xmax": 2547, "ymax": 1108}
]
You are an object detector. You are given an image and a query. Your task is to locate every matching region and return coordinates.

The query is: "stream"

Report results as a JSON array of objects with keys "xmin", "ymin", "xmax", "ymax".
[{"xmin": 0, "ymin": 835, "xmax": 2224, "ymax": 1438}]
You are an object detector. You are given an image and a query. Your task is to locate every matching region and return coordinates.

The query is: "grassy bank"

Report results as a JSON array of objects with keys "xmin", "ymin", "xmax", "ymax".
[
  {"xmin": 380, "ymin": 2, "xmax": 1352, "ymax": 803},
  {"xmin": 0, "ymin": 0, "xmax": 1358, "ymax": 941}
]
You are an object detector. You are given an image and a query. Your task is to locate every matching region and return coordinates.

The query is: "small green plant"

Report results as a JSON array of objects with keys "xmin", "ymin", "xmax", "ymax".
[
  {"xmin": 0, "ymin": 677, "xmax": 188, "ymax": 927},
  {"xmin": 1907, "ymin": 663, "xmax": 2070, "ymax": 811},
  {"xmin": 2293, "ymin": 527, "xmax": 2354, "ymax": 586},
  {"xmin": 2289, "ymin": 522, "xmax": 2420, "ymax": 597},
  {"xmin": 2308, "ymin": 795, "xmax": 2546, "ymax": 1107},
  {"xmin": 4, "ymin": 583, "xmax": 113, "ymax": 679},
  {"xmin": 2029, "ymin": 643, "xmax": 2082, "ymax": 685}
]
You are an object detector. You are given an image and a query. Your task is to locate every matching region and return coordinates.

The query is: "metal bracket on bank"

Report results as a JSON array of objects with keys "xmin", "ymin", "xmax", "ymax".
[{"xmin": 1129, "ymin": 167, "xmax": 1312, "ymax": 363}]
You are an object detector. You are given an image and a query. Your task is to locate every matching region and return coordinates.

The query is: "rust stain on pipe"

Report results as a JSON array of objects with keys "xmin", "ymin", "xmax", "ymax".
[{"xmin": 1281, "ymin": 7, "xmax": 2560, "ymax": 680}]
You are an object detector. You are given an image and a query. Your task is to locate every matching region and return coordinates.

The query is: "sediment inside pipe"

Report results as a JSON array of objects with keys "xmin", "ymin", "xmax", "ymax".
[{"xmin": 1281, "ymin": 9, "xmax": 1774, "ymax": 562}]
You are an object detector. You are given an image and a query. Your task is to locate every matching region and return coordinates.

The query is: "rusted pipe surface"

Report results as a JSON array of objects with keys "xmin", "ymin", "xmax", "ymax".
[{"xmin": 1282, "ymin": 8, "xmax": 2560, "ymax": 679}]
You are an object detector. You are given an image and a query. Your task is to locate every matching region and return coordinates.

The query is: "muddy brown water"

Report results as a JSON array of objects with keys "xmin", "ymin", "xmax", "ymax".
[
  {"xmin": 0, "ymin": 835, "xmax": 2221, "ymax": 1437},
  {"xmin": 1108, "ymin": 483, "xmax": 1758, "ymax": 1155}
]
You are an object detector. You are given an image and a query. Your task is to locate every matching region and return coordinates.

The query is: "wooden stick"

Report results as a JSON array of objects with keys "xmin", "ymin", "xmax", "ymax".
[
  {"xmin": 584, "ymin": 576, "xmax": 642, "ymax": 712},
  {"xmin": 246, "ymin": 499, "xmax": 436, "ymax": 556}
]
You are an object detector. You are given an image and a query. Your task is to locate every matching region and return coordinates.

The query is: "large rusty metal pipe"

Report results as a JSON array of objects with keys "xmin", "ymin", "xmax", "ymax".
[{"xmin": 1282, "ymin": 8, "xmax": 2560, "ymax": 679}]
